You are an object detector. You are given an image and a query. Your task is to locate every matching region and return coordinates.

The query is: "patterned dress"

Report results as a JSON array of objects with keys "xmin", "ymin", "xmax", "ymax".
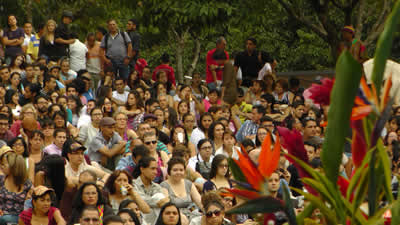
[{"xmin": 0, "ymin": 175, "xmax": 32, "ymax": 216}]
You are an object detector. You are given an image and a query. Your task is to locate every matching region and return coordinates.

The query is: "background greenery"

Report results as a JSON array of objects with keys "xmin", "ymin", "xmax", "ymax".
[{"xmin": 1, "ymin": 0, "xmax": 398, "ymax": 82}]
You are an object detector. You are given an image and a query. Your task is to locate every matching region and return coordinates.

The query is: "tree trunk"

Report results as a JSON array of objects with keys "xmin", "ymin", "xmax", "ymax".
[
  {"xmin": 25, "ymin": 0, "xmax": 33, "ymax": 23},
  {"xmin": 172, "ymin": 28, "xmax": 186, "ymax": 84},
  {"xmin": 187, "ymin": 38, "xmax": 201, "ymax": 77}
]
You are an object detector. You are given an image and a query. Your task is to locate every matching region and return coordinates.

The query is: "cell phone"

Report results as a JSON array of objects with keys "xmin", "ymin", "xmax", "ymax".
[{"xmin": 177, "ymin": 133, "xmax": 184, "ymax": 143}]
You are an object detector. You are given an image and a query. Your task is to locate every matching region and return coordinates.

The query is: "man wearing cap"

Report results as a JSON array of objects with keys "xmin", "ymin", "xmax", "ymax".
[
  {"xmin": 88, "ymin": 117, "xmax": 126, "ymax": 171},
  {"xmin": 54, "ymin": 10, "xmax": 75, "ymax": 60},
  {"xmin": 339, "ymin": 25, "xmax": 368, "ymax": 64}
]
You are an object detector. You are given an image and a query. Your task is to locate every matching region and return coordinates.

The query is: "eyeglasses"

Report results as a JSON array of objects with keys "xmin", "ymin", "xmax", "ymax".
[
  {"xmin": 219, "ymin": 164, "xmax": 229, "ymax": 168},
  {"xmin": 82, "ymin": 217, "xmax": 100, "ymax": 223},
  {"xmin": 206, "ymin": 210, "xmax": 221, "ymax": 218},
  {"xmin": 144, "ymin": 140, "xmax": 157, "ymax": 145},
  {"xmin": 200, "ymin": 146, "xmax": 212, "ymax": 150}
]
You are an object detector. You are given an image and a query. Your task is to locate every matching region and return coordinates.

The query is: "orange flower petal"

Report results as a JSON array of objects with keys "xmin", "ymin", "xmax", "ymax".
[
  {"xmin": 258, "ymin": 133, "xmax": 272, "ymax": 177},
  {"xmin": 351, "ymin": 105, "xmax": 372, "ymax": 121},
  {"xmin": 380, "ymin": 74, "xmax": 392, "ymax": 111},
  {"xmin": 228, "ymin": 188, "xmax": 262, "ymax": 200}
]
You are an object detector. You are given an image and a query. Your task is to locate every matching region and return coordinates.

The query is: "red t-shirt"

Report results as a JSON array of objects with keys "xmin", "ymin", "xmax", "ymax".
[
  {"xmin": 152, "ymin": 64, "xmax": 176, "ymax": 86},
  {"xmin": 206, "ymin": 48, "xmax": 229, "ymax": 84}
]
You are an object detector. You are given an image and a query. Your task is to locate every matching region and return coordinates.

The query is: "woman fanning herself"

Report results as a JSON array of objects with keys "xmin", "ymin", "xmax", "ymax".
[
  {"xmin": 104, "ymin": 170, "xmax": 150, "ymax": 214},
  {"xmin": 18, "ymin": 186, "xmax": 66, "ymax": 225},
  {"xmin": 161, "ymin": 157, "xmax": 202, "ymax": 219},
  {"xmin": 203, "ymin": 155, "xmax": 231, "ymax": 192},
  {"xmin": 120, "ymin": 91, "xmax": 144, "ymax": 131},
  {"xmin": 168, "ymin": 126, "xmax": 196, "ymax": 157},
  {"xmin": 0, "ymin": 151, "xmax": 32, "ymax": 225}
]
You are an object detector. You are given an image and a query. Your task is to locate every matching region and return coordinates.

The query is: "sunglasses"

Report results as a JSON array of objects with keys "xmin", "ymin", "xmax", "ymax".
[
  {"xmin": 145, "ymin": 140, "xmax": 157, "ymax": 145},
  {"xmin": 206, "ymin": 210, "xmax": 221, "ymax": 218},
  {"xmin": 82, "ymin": 217, "xmax": 100, "ymax": 223}
]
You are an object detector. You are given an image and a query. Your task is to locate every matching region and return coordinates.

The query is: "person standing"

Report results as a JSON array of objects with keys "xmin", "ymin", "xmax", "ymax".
[
  {"xmin": 338, "ymin": 25, "xmax": 368, "ymax": 64},
  {"xmin": 86, "ymin": 33, "xmax": 102, "ymax": 91},
  {"xmin": 126, "ymin": 19, "xmax": 141, "ymax": 69},
  {"xmin": 54, "ymin": 11, "xmax": 76, "ymax": 61},
  {"xmin": 101, "ymin": 19, "xmax": 132, "ymax": 80},
  {"xmin": 69, "ymin": 33, "xmax": 88, "ymax": 72},
  {"xmin": 206, "ymin": 37, "xmax": 229, "ymax": 90},
  {"xmin": 2, "ymin": 15, "xmax": 25, "ymax": 65},
  {"xmin": 152, "ymin": 53, "xmax": 176, "ymax": 87}
]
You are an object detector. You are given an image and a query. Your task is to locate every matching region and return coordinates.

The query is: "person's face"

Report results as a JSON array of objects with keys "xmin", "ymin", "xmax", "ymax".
[
  {"xmin": 47, "ymin": 22, "xmax": 56, "ymax": 32},
  {"xmin": 91, "ymin": 109, "xmax": 103, "ymax": 124},
  {"xmin": 103, "ymin": 98, "xmax": 112, "ymax": 111},
  {"xmin": 126, "ymin": 21, "xmax": 136, "ymax": 31},
  {"xmin": 23, "ymin": 108, "xmax": 35, "ymax": 119},
  {"xmin": 144, "ymin": 90, "xmax": 151, "ymax": 101},
  {"xmin": 388, "ymin": 132, "xmax": 398, "ymax": 145},
  {"xmin": 178, "ymin": 102, "xmax": 188, "ymax": 115},
  {"xmin": 308, "ymin": 110, "xmax": 316, "ymax": 119},
  {"xmin": 223, "ymin": 134, "xmax": 235, "ymax": 148},
  {"xmin": 143, "ymin": 68, "xmax": 151, "ymax": 80},
  {"xmin": 50, "ymin": 68, "xmax": 59, "ymax": 76},
  {"xmin": 115, "ymin": 80, "xmax": 125, "ymax": 93},
  {"xmin": 305, "ymin": 144, "xmax": 315, "ymax": 161},
  {"xmin": 170, "ymin": 163, "xmax": 185, "ymax": 180},
  {"xmin": 0, "ymin": 69, "xmax": 10, "ymax": 83},
  {"xmin": 342, "ymin": 30, "xmax": 353, "ymax": 41},
  {"xmin": 68, "ymin": 149, "xmax": 84, "ymax": 166},
  {"xmin": 192, "ymin": 73, "xmax": 201, "ymax": 84},
  {"xmin": 101, "ymin": 125, "xmax": 115, "ymax": 138},
  {"xmin": 33, "ymin": 193, "xmax": 51, "ymax": 215},
  {"xmin": 257, "ymin": 128, "xmax": 268, "ymax": 144},
  {"xmin": 54, "ymin": 131, "xmax": 67, "ymax": 148},
  {"xmin": 205, "ymin": 205, "xmax": 224, "ymax": 225},
  {"xmin": 221, "ymin": 109, "xmax": 230, "ymax": 120},
  {"xmin": 157, "ymin": 84, "xmax": 166, "ymax": 95},
  {"xmin": 143, "ymin": 135, "xmax": 157, "ymax": 151},
  {"xmin": 80, "ymin": 210, "xmax": 100, "ymax": 225},
  {"xmin": 67, "ymin": 99, "xmax": 77, "ymax": 111},
  {"xmin": 0, "ymin": 119, "xmax": 9, "ymax": 134},
  {"xmin": 87, "ymin": 36, "xmax": 96, "ymax": 47},
  {"xmin": 30, "ymin": 134, "xmax": 43, "ymax": 149},
  {"xmin": 138, "ymin": 124, "xmax": 151, "ymax": 138},
  {"xmin": 8, "ymin": 16, "xmax": 17, "ymax": 27},
  {"xmin": 50, "ymin": 93, "xmax": 59, "ymax": 103},
  {"xmin": 54, "ymin": 115, "xmax": 65, "ymax": 128},
  {"xmin": 12, "ymin": 139, "xmax": 25, "ymax": 155},
  {"xmin": 149, "ymin": 103, "xmax": 160, "ymax": 113},
  {"xmin": 222, "ymin": 196, "xmax": 233, "ymax": 210},
  {"xmin": 162, "ymin": 205, "xmax": 179, "ymax": 225},
  {"xmin": 268, "ymin": 173, "xmax": 280, "ymax": 193},
  {"xmin": 201, "ymin": 116, "xmax": 213, "ymax": 129},
  {"xmin": 158, "ymin": 96, "xmax": 168, "ymax": 109},
  {"xmin": 11, "ymin": 74, "xmax": 21, "ymax": 86},
  {"xmin": 389, "ymin": 120, "xmax": 398, "ymax": 132},
  {"xmin": 275, "ymin": 83, "xmax": 284, "ymax": 94},
  {"xmin": 87, "ymin": 102, "xmax": 95, "ymax": 113},
  {"xmin": 24, "ymin": 87, "xmax": 33, "ymax": 99},
  {"xmin": 217, "ymin": 159, "xmax": 228, "ymax": 177},
  {"xmin": 116, "ymin": 114, "xmax": 128, "ymax": 129},
  {"xmin": 208, "ymin": 92, "xmax": 218, "ymax": 103},
  {"xmin": 57, "ymin": 98, "xmax": 67, "ymax": 109},
  {"xmin": 135, "ymin": 88, "xmax": 144, "ymax": 99},
  {"xmin": 127, "ymin": 93, "xmax": 136, "ymax": 106},
  {"xmin": 48, "ymin": 78, "xmax": 57, "ymax": 90},
  {"xmin": 214, "ymin": 124, "xmax": 224, "ymax": 139},
  {"xmin": 12, "ymin": 93, "xmax": 19, "ymax": 104},
  {"xmin": 251, "ymin": 108, "xmax": 262, "ymax": 123},
  {"xmin": 294, "ymin": 105, "xmax": 305, "ymax": 119},
  {"xmin": 120, "ymin": 212, "xmax": 135, "ymax": 225},
  {"xmin": 24, "ymin": 23, "xmax": 32, "ymax": 35},
  {"xmin": 62, "ymin": 16, "xmax": 72, "ymax": 25},
  {"xmin": 199, "ymin": 142, "xmax": 213, "ymax": 160},
  {"xmin": 159, "ymin": 72, "xmax": 168, "ymax": 84},
  {"xmin": 61, "ymin": 61, "xmax": 70, "ymax": 73},
  {"xmin": 67, "ymin": 87, "xmax": 77, "ymax": 97},
  {"xmin": 25, "ymin": 66, "xmax": 34, "ymax": 78},
  {"xmin": 183, "ymin": 115, "xmax": 194, "ymax": 130},
  {"xmin": 126, "ymin": 202, "xmax": 141, "ymax": 219},
  {"xmin": 108, "ymin": 20, "xmax": 118, "ymax": 33},
  {"xmin": 154, "ymin": 110, "xmax": 164, "ymax": 125},
  {"xmin": 217, "ymin": 39, "xmax": 227, "ymax": 50},
  {"xmin": 142, "ymin": 161, "xmax": 158, "ymax": 180},
  {"xmin": 173, "ymin": 127, "xmax": 185, "ymax": 142},
  {"xmin": 82, "ymin": 185, "xmax": 98, "ymax": 206},
  {"xmin": 115, "ymin": 173, "xmax": 129, "ymax": 192},
  {"xmin": 304, "ymin": 120, "xmax": 317, "ymax": 138},
  {"xmin": 246, "ymin": 40, "xmax": 256, "ymax": 52},
  {"xmin": 95, "ymin": 31, "xmax": 103, "ymax": 41},
  {"xmin": 251, "ymin": 82, "xmax": 260, "ymax": 93},
  {"xmin": 42, "ymin": 125, "xmax": 54, "ymax": 138},
  {"xmin": 33, "ymin": 66, "xmax": 41, "ymax": 76}
]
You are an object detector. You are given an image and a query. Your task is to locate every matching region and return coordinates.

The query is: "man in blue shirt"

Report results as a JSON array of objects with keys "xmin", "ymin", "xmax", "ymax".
[
  {"xmin": 236, "ymin": 105, "xmax": 266, "ymax": 143},
  {"xmin": 116, "ymin": 144, "xmax": 149, "ymax": 174}
]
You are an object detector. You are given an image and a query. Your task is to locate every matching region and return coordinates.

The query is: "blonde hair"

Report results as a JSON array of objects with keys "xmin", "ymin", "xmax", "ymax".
[
  {"xmin": 4, "ymin": 153, "xmax": 28, "ymax": 189},
  {"xmin": 20, "ymin": 104, "xmax": 37, "ymax": 120},
  {"xmin": 43, "ymin": 19, "xmax": 57, "ymax": 42}
]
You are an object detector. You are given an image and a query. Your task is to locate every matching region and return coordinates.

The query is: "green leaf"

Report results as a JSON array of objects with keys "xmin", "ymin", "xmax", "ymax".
[
  {"xmin": 282, "ymin": 184, "xmax": 297, "ymax": 225},
  {"xmin": 301, "ymin": 178, "xmax": 336, "ymax": 208},
  {"xmin": 376, "ymin": 139, "xmax": 394, "ymax": 203},
  {"xmin": 347, "ymin": 147, "xmax": 373, "ymax": 199},
  {"xmin": 391, "ymin": 181, "xmax": 400, "ymax": 225},
  {"xmin": 321, "ymin": 50, "xmax": 363, "ymax": 184},
  {"xmin": 226, "ymin": 196, "xmax": 284, "ymax": 214},
  {"xmin": 228, "ymin": 158, "xmax": 247, "ymax": 183},
  {"xmin": 371, "ymin": 0, "xmax": 400, "ymax": 94},
  {"xmin": 296, "ymin": 203, "xmax": 314, "ymax": 225},
  {"xmin": 368, "ymin": 151, "xmax": 378, "ymax": 216}
]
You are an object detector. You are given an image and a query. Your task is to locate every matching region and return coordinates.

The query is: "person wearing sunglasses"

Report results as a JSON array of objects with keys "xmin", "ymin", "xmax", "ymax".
[
  {"xmin": 189, "ymin": 192, "xmax": 231, "ymax": 225},
  {"xmin": 142, "ymin": 131, "xmax": 168, "ymax": 184},
  {"xmin": 203, "ymin": 155, "xmax": 231, "ymax": 193},
  {"xmin": 79, "ymin": 205, "xmax": 101, "ymax": 225}
]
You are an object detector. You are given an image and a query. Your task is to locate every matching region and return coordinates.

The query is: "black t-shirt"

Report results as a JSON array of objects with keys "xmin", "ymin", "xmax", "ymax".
[
  {"xmin": 54, "ymin": 23, "xmax": 72, "ymax": 59},
  {"xmin": 234, "ymin": 50, "xmax": 262, "ymax": 79}
]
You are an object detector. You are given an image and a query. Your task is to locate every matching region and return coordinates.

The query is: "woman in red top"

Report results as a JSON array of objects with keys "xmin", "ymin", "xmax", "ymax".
[{"xmin": 18, "ymin": 186, "xmax": 66, "ymax": 225}]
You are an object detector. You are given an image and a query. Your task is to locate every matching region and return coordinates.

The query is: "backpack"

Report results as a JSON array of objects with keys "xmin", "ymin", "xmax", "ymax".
[
  {"xmin": 104, "ymin": 31, "xmax": 129, "ymax": 54},
  {"xmin": 195, "ymin": 155, "xmax": 211, "ymax": 180}
]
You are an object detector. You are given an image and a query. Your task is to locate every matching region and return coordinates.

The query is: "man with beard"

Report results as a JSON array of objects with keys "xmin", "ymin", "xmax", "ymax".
[{"xmin": 34, "ymin": 95, "xmax": 50, "ymax": 124}]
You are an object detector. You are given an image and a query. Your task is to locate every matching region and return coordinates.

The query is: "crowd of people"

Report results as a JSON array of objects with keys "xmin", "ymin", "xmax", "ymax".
[{"xmin": 0, "ymin": 9, "xmax": 394, "ymax": 225}]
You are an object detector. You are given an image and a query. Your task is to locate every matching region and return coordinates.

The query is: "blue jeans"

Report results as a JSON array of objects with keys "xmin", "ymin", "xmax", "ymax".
[
  {"xmin": 111, "ymin": 59, "xmax": 129, "ymax": 80},
  {"xmin": 0, "ymin": 214, "xmax": 19, "ymax": 225}
]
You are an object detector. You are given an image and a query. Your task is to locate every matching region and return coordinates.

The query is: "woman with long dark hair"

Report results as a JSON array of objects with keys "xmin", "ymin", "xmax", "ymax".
[
  {"xmin": 154, "ymin": 203, "xmax": 182, "ymax": 225},
  {"xmin": 168, "ymin": 125, "xmax": 196, "ymax": 157},
  {"xmin": 68, "ymin": 182, "xmax": 113, "ymax": 225},
  {"xmin": 203, "ymin": 154, "xmax": 231, "ymax": 192},
  {"xmin": 208, "ymin": 122, "xmax": 225, "ymax": 151},
  {"xmin": 67, "ymin": 95, "xmax": 83, "ymax": 127},
  {"xmin": 120, "ymin": 91, "xmax": 144, "ymax": 131},
  {"xmin": 190, "ymin": 112, "xmax": 213, "ymax": 149},
  {"xmin": 118, "ymin": 208, "xmax": 141, "ymax": 225}
]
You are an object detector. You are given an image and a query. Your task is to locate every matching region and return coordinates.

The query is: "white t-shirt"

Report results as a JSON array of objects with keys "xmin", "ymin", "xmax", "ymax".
[
  {"xmin": 69, "ymin": 39, "xmax": 88, "ymax": 72},
  {"xmin": 257, "ymin": 63, "xmax": 272, "ymax": 80},
  {"xmin": 112, "ymin": 90, "xmax": 129, "ymax": 103}
]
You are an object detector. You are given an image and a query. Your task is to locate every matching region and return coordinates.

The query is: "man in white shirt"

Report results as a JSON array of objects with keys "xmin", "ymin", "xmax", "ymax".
[
  {"xmin": 112, "ymin": 77, "xmax": 129, "ymax": 105},
  {"xmin": 69, "ymin": 33, "xmax": 88, "ymax": 72}
]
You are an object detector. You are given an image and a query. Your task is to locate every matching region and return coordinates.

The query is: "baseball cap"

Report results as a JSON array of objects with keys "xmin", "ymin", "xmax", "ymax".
[
  {"xmin": 0, "ymin": 145, "xmax": 14, "ymax": 159},
  {"xmin": 33, "ymin": 185, "xmax": 54, "ymax": 197},
  {"xmin": 143, "ymin": 114, "xmax": 157, "ymax": 121},
  {"xmin": 342, "ymin": 26, "xmax": 355, "ymax": 34}
]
